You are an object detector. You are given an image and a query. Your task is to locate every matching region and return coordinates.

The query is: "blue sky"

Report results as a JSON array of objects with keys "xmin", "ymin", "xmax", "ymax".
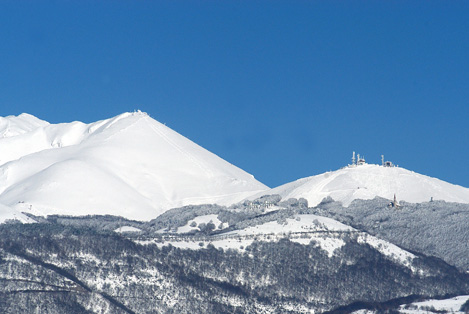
[{"xmin": 1, "ymin": 1, "xmax": 468, "ymax": 188}]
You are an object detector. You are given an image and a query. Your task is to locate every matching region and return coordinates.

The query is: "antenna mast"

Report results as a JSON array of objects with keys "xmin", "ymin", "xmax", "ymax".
[{"xmin": 352, "ymin": 151, "xmax": 356, "ymax": 166}]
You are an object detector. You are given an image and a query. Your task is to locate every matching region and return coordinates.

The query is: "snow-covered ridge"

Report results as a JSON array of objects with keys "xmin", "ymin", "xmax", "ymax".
[
  {"xmin": 146, "ymin": 213, "xmax": 420, "ymax": 272},
  {"xmin": 0, "ymin": 113, "xmax": 49, "ymax": 138},
  {"xmin": 258, "ymin": 164, "xmax": 469, "ymax": 207},
  {"xmin": 0, "ymin": 112, "xmax": 268, "ymax": 221},
  {"xmin": 2, "ymin": 111, "xmax": 469, "ymax": 223},
  {"xmin": 0, "ymin": 112, "xmax": 136, "ymax": 165}
]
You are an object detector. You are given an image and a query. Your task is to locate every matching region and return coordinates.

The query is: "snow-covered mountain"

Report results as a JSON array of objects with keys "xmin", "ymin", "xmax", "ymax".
[
  {"xmin": 2, "ymin": 113, "xmax": 468, "ymax": 314},
  {"xmin": 259, "ymin": 164, "xmax": 469, "ymax": 207},
  {"xmin": 0, "ymin": 112, "xmax": 268, "ymax": 220}
]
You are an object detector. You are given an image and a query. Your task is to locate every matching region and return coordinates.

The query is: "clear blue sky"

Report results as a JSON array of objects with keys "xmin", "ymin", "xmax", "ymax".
[{"xmin": 1, "ymin": 1, "xmax": 468, "ymax": 188}]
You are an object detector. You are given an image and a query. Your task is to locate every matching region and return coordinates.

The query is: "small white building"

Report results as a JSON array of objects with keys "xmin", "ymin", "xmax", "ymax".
[
  {"xmin": 388, "ymin": 194, "xmax": 401, "ymax": 209},
  {"xmin": 381, "ymin": 155, "xmax": 395, "ymax": 167}
]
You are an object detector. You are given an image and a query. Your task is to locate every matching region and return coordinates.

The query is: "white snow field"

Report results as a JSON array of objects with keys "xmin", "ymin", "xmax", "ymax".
[
  {"xmin": 259, "ymin": 164, "xmax": 469, "ymax": 207},
  {"xmin": 0, "ymin": 202, "xmax": 35, "ymax": 223},
  {"xmin": 354, "ymin": 295, "xmax": 469, "ymax": 314},
  {"xmin": 399, "ymin": 295, "xmax": 469, "ymax": 314},
  {"xmin": 0, "ymin": 112, "xmax": 268, "ymax": 221}
]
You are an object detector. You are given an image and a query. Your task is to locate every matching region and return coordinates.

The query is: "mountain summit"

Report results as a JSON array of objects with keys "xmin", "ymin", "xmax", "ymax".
[
  {"xmin": 260, "ymin": 163, "xmax": 469, "ymax": 207},
  {"xmin": 0, "ymin": 112, "xmax": 268, "ymax": 220}
]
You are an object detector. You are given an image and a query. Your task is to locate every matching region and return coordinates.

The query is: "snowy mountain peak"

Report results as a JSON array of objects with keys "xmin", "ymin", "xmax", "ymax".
[
  {"xmin": 0, "ymin": 113, "xmax": 49, "ymax": 138},
  {"xmin": 262, "ymin": 163, "xmax": 469, "ymax": 207},
  {"xmin": 0, "ymin": 112, "xmax": 268, "ymax": 221}
]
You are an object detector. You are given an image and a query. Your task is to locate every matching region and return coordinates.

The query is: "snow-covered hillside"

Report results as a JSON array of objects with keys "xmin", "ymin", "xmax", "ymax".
[
  {"xmin": 399, "ymin": 295, "xmax": 469, "ymax": 314},
  {"xmin": 260, "ymin": 164, "xmax": 469, "ymax": 207},
  {"xmin": 0, "ymin": 112, "xmax": 268, "ymax": 220},
  {"xmin": 147, "ymin": 212, "xmax": 420, "ymax": 273},
  {"xmin": 0, "ymin": 203, "xmax": 35, "ymax": 224}
]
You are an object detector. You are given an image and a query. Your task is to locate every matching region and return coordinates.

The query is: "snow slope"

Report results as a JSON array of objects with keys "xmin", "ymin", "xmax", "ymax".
[
  {"xmin": 399, "ymin": 295, "xmax": 469, "ymax": 314},
  {"xmin": 0, "ymin": 203, "xmax": 35, "ymax": 223},
  {"xmin": 0, "ymin": 112, "xmax": 268, "ymax": 221},
  {"xmin": 260, "ymin": 164, "xmax": 469, "ymax": 207},
  {"xmin": 146, "ymin": 213, "xmax": 420, "ymax": 273},
  {"xmin": 354, "ymin": 295, "xmax": 469, "ymax": 314}
]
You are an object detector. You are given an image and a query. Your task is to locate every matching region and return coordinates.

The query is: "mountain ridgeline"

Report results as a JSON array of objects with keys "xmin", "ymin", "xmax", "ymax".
[{"xmin": 0, "ymin": 112, "xmax": 267, "ymax": 221}]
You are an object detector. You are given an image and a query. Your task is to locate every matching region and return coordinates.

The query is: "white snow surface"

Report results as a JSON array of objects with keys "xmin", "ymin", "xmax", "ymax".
[
  {"xmin": 260, "ymin": 164, "xmax": 469, "ymax": 207},
  {"xmin": 0, "ymin": 112, "xmax": 268, "ymax": 221},
  {"xmin": 399, "ymin": 295, "xmax": 469, "ymax": 314},
  {"xmin": 0, "ymin": 202, "xmax": 35, "ymax": 223},
  {"xmin": 114, "ymin": 226, "xmax": 142, "ymax": 233},
  {"xmin": 354, "ymin": 295, "xmax": 469, "ymax": 314}
]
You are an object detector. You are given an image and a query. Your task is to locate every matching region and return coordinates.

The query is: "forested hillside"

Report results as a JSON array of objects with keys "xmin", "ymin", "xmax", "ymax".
[{"xmin": 1, "ymin": 213, "xmax": 468, "ymax": 314}]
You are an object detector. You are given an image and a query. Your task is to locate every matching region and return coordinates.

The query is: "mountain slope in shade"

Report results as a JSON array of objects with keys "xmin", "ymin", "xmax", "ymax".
[
  {"xmin": 0, "ymin": 112, "xmax": 268, "ymax": 220},
  {"xmin": 262, "ymin": 164, "xmax": 469, "ymax": 207}
]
